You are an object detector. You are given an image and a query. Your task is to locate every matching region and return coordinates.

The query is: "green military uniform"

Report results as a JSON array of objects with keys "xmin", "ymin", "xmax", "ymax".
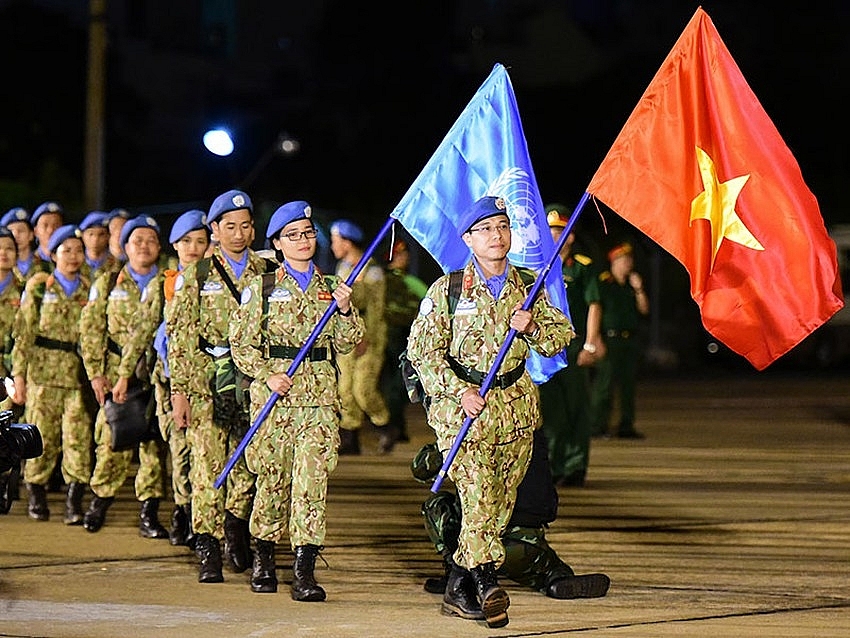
[
  {"xmin": 591, "ymin": 271, "xmax": 644, "ymax": 437},
  {"xmin": 15, "ymin": 253, "xmax": 52, "ymax": 283},
  {"xmin": 0, "ymin": 272, "xmax": 24, "ymax": 413},
  {"xmin": 538, "ymin": 252, "xmax": 600, "ymax": 482},
  {"xmin": 168, "ymin": 247, "xmax": 271, "ymax": 540},
  {"xmin": 230, "ymin": 265, "xmax": 364, "ymax": 546},
  {"xmin": 81, "ymin": 253, "xmax": 120, "ymax": 284},
  {"xmin": 335, "ymin": 257, "xmax": 390, "ymax": 432},
  {"xmin": 80, "ymin": 266, "xmax": 166, "ymax": 501},
  {"xmin": 406, "ymin": 260, "xmax": 572, "ymax": 570},
  {"xmin": 13, "ymin": 273, "xmax": 92, "ymax": 488}
]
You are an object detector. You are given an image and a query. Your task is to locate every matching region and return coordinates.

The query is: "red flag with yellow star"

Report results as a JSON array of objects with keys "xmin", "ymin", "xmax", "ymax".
[{"xmin": 586, "ymin": 6, "xmax": 844, "ymax": 370}]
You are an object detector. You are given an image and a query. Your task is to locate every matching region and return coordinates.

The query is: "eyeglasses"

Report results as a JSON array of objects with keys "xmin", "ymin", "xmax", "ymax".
[
  {"xmin": 282, "ymin": 228, "xmax": 318, "ymax": 242},
  {"xmin": 467, "ymin": 222, "xmax": 511, "ymax": 236}
]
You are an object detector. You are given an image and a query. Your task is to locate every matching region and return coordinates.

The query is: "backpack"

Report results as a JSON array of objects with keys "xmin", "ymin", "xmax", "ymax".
[{"xmin": 399, "ymin": 266, "xmax": 537, "ymax": 404}]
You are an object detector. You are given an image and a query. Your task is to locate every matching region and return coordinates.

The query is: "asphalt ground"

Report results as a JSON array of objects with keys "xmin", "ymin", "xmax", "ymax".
[{"xmin": 1, "ymin": 367, "xmax": 849, "ymax": 637}]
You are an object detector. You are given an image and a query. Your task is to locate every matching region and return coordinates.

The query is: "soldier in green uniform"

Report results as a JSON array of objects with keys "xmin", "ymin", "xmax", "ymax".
[
  {"xmin": 11, "ymin": 225, "xmax": 91, "ymax": 524},
  {"xmin": 106, "ymin": 208, "xmax": 131, "ymax": 267},
  {"xmin": 538, "ymin": 205, "xmax": 606, "ymax": 487},
  {"xmin": 79, "ymin": 216, "xmax": 170, "ymax": 538},
  {"xmin": 230, "ymin": 201, "xmax": 364, "ymax": 599},
  {"xmin": 79, "ymin": 211, "xmax": 118, "ymax": 282},
  {"xmin": 591, "ymin": 242, "xmax": 650, "ymax": 439},
  {"xmin": 381, "ymin": 239, "xmax": 429, "ymax": 446},
  {"xmin": 406, "ymin": 195, "xmax": 573, "ymax": 629},
  {"xmin": 152, "ymin": 209, "xmax": 210, "ymax": 547},
  {"xmin": 329, "ymin": 219, "xmax": 391, "ymax": 455},
  {"xmin": 169, "ymin": 189, "xmax": 271, "ymax": 584},
  {"xmin": 30, "ymin": 202, "xmax": 64, "ymax": 273}
]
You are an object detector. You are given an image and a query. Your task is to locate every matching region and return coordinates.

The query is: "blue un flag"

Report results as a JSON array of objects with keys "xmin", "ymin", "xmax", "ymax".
[{"xmin": 391, "ymin": 63, "xmax": 570, "ymax": 383}]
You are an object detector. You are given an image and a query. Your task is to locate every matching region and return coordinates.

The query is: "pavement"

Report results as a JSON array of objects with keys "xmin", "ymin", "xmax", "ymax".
[{"xmin": 1, "ymin": 367, "xmax": 849, "ymax": 637}]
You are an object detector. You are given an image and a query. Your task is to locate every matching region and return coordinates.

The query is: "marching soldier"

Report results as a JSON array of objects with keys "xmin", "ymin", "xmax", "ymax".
[
  {"xmin": 2, "ymin": 207, "xmax": 47, "ymax": 282},
  {"xmin": 11, "ymin": 225, "xmax": 92, "ymax": 524},
  {"xmin": 30, "ymin": 201, "xmax": 64, "ymax": 272},
  {"xmin": 79, "ymin": 211, "xmax": 118, "ymax": 282},
  {"xmin": 230, "ymin": 201, "xmax": 364, "ymax": 599},
  {"xmin": 79, "ymin": 216, "xmax": 169, "ymax": 538},
  {"xmin": 168, "ymin": 189, "xmax": 272, "ymax": 583}
]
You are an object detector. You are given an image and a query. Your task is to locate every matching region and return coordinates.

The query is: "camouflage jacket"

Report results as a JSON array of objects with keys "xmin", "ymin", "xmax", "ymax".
[
  {"xmin": 336, "ymin": 257, "xmax": 387, "ymax": 353},
  {"xmin": 168, "ymin": 247, "xmax": 272, "ymax": 397},
  {"xmin": 11, "ymin": 272, "xmax": 89, "ymax": 387},
  {"xmin": 230, "ymin": 265, "xmax": 364, "ymax": 407},
  {"xmin": 79, "ymin": 266, "xmax": 164, "ymax": 383},
  {"xmin": 406, "ymin": 260, "xmax": 572, "ymax": 443},
  {"xmin": 0, "ymin": 273, "xmax": 24, "ymax": 378}
]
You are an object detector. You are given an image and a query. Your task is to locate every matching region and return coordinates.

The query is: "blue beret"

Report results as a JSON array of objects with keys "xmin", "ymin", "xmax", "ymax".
[
  {"xmin": 107, "ymin": 208, "xmax": 131, "ymax": 223},
  {"xmin": 266, "ymin": 201, "xmax": 312, "ymax": 239},
  {"xmin": 47, "ymin": 224, "xmax": 82, "ymax": 255},
  {"xmin": 169, "ymin": 209, "xmax": 208, "ymax": 243},
  {"xmin": 0, "ymin": 226, "xmax": 14, "ymax": 242},
  {"xmin": 119, "ymin": 215, "xmax": 160, "ymax": 248},
  {"xmin": 457, "ymin": 195, "xmax": 509, "ymax": 235},
  {"xmin": 330, "ymin": 219, "xmax": 363, "ymax": 244},
  {"xmin": 31, "ymin": 201, "xmax": 63, "ymax": 226},
  {"xmin": 1, "ymin": 207, "xmax": 30, "ymax": 227},
  {"xmin": 79, "ymin": 211, "xmax": 110, "ymax": 231},
  {"xmin": 208, "ymin": 189, "xmax": 252, "ymax": 225}
]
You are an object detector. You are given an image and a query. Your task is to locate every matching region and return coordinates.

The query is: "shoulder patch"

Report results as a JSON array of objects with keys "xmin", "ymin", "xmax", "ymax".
[
  {"xmin": 241, "ymin": 287, "xmax": 252, "ymax": 305},
  {"xmin": 418, "ymin": 297, "xmax": 434, "ymax": 316},
  {"xmin": 174, "ymin": 274, "xmax": 184, "ymax": 292},
  {"xmin": 88, "ymin": 286, "xmax": 98, "ymax": 302}
]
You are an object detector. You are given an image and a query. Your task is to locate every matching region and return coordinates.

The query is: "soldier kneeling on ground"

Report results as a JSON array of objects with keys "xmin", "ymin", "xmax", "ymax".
[{"xmin": 413, "ymin": 428, "xmax": 610, "ymax": 619}]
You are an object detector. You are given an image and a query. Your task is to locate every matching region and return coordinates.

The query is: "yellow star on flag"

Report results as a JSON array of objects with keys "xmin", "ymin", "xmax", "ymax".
[{"xmin": 689, "ymin": 146, "xmax": 763, "ymax": 269}]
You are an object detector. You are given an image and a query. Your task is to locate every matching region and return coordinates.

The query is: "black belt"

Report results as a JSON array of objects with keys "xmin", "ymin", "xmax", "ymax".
[
  {"xmin": 107, "ymin": 337, "xmax": 123, "ymax": 356},
  {"xmin": 34, "ymin": 335, "xmax": 77, "ymax": 353},
  {"xmin": 605, "ymin": 329, "xmax": 632, "ymax": 339},
  {"xmin": 446, "ymin": 354, "xmax": 525, "ymax": 390},
  {"xmin": 198, "ymin": 336, "xmax": 229, "ymax": 357},
  {"xmin": 268, "ymin": 345, "xmax": 330, "ymax": 361}
]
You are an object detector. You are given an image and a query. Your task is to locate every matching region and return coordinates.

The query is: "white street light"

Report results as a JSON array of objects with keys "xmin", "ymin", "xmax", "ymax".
[{"xmin": 203, "ymin": 129, "xmax": 234, "ymax": 156}]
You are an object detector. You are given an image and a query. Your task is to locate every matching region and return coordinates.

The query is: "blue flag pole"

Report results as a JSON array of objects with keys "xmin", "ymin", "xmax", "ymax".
[
  {"xmin": 214, "ymin": 216, "xmax": 396, "ymax": 489},
  {"xmin": 430, "ymin": 192, "xmax": 590, "ymax": 493}
]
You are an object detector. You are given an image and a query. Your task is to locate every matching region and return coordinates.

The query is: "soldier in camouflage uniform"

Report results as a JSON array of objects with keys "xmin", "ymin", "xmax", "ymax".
[
  {"xmin": 79, "ymin": 216, "xmax": 170, "ymax": 539},
  {"xmin": 2, "ymin": 208, "xmax": 44, "ymax": 282},
  {"xmin": 230, "ymin": 201, "xmax": 364, "ymax": 599},
  {"xmin": 152, "ymin": 209, "xmax": 210, "ymax": 547},
  {"xmin": 406, "ymin": 195, "xmax": 573, "ymax": 629},
  {"xmin": 329, "ymin": 219, "xmax": 391, "ymax": 455},
  {"xmin": 10, "ymin": 225, "xmax": 91, "ymax": 524},
  {"xmin": 169, "ymin": 189, "xmax": 271, "ymax": 584},
  {"xmin": 30, "ymin": 202, "xmax": 64, "ymax": 273},
  {"xmin": 79, "ymin": 211, "xmax": 119, "ymax": 282},
  {"xmin": 106, "ymin": 208, "xmax": 131, "ymax": 267}
]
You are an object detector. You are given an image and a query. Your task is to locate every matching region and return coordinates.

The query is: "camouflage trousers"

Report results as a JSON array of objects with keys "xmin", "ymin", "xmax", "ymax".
[
  {"xmin": 422, "ymin": 491, "xmax": 574, "ymax": 590},
  {"xmin": 185, "ymin": 393, "xmax": 255, "ymax": 539},
  {"xmin": 437, "ymin": 430, "xmax": 533, "ymax": 570},
  {"xmin": 245, "ymin": 403, "xmax": 339, "ymax": 547},
  {"xmin": 90, "ymin": 403, "xmax": 166, "ymax": 501},
  {"xmin": 23, "ymin": 384, "xmax": 93, "ymax": 486},
  {"xmin": 159, "ymin": 411, "xmax": 192, "ymax": 507},
  {"xmin": 337, "ymin": 347, "xmax": 390, "ymax": 430}
]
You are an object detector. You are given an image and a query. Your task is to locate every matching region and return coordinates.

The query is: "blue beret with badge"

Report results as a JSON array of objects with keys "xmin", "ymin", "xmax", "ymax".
[
  {"xmin": 1, "ymin": 207, "xmax": 30, "ymax": 228},
  {"xmin": 119, "ymin": 215, "xmax": 160, "ymax": 248},
  {"xmin": 47, "ymin": 224, "xmax": 82, "ymax": 255},
  {"xmin": 208, "ymin": 189, "xmax": 253, "ymax": 226},
  {"xmin": 169, "ymin": 209, "xmax": 208, "ymax": 243},
  {"xmin": 329, "ymin": 219, "xmax": 363, "ymax": 243},
  {"xmin": 31, "ymin": 201, "xmax": 63, "ymax": 226},
  {"xmin": 266, "ymin": 200, "xmax": 312, "ymax": 239},
  {"xmin": 107, "ymin": 208, "xmax": 132, "ymax": 223},
  {"xmin": 457, "ymin": 195, "xmax": 508, "ymax": 235},
  {"xmin": 79, "ymin": 211, "xmax": 110, "ymax": 231}
]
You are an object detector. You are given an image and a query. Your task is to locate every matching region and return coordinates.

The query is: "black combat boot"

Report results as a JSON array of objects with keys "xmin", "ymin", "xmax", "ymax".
[
  {"xmin": 441, "ymin": 561, "xmax": 485, "ymax": 620},
  {"xmin": 250, "ymin": 539, "xmax": 278, "ymax": 593},
  {"xmin": 223, "ymin": 510, "xmax": 252, "ymax": 572},
  {"xmin": 83, "ymin": 494, "xmax": 114, "ymax": 532},
  {"xmin": 470, "ymin": 562, "xmax": 510, "ymax": 628},
  {"xmin": 337, "ymin": 429, "xmax": 360, "ymax": 455},
  {"xmin": 26, "ymin": 482, "xmax": 49, "ymax": 521},
  {"xmin": 196, "ymin": 533, "xmax": 224, "ymax": 583},
  {"xmin": 547, "ymin": 573, "xmax": 611, "ymax": 599},
  {"xmin": 63, "ymin": 482, "xmax": 86, "ymax": 525},
  {"xmin": 169, "ymin": 504, "xmax": 189, "ymax": 546},
  {"xmin": 291, "ymin": 544, "xmax": 326, "ymax": 602},
  {"xmin": 139, "ymin": 498, "xmax": 169, "ymax": 539}
]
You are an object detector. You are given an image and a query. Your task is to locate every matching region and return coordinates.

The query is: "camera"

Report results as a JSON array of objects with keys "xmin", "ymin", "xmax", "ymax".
[{"xmin": 0, "ymin": 409, "xmax": 43, "ymax": 514}]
